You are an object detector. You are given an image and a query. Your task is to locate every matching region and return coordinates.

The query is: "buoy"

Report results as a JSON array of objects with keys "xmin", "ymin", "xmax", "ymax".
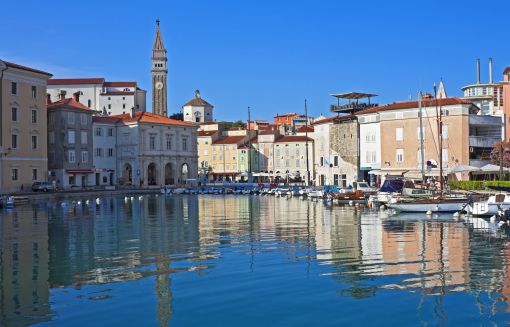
[
  {"xmin": 490, "ymin": 215, "xmax": 497, "ymax": 223},
  {"xmin": 426, "ymin": 210, "xmax": 432, "ymax": 215}
]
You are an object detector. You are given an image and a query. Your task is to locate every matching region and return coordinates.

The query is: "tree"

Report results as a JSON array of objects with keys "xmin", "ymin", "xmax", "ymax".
[
  {"xmin": 490, "ymin": 141, "xmax": 510, "ymax": 167},
  {"xmin": 169, "ymin": 112, "xmax": 183, "ymax": 120}
]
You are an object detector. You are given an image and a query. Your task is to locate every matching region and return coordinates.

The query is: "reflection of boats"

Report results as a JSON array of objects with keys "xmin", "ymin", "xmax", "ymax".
[
  {"xmin": 1, "ymin": 196, "xmax": 15, "ymax": 208},
  {"xmin": 173, "ymin": 188, "xmax": 186, "ymax": 194},
  {"xmin": 333, "ymin": 190, "xmax": 367, "ymax": 204},
  {"xmin": 468, "ymin": 193, "xmax": 510, "ymax": 216},
  {"xmin": 160, "ymin": 186, "xmax": 172, "ymax": 195}
]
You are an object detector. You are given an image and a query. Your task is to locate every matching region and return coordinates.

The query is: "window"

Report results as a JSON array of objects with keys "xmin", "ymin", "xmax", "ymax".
[
  {"xmin": 11, "ymin": 134, "xmax": 18, "ymax": 149},
  {"xmin": 108, "ymin": 148, "xmax": 114, "ymax": 157},
  {"xmin": 182, "ymin": 138, "xmax": 188, "ymax": 151},
  {"xmin": 31, "ymin": 135, "xmax": 38, "ymax": 149},
  {"xmin": 87, "ymin": 99, "xmax": 92, "ymax": 108},
  {"xmin": 296, "ymin": 159, "xmax": 300, "ymax": 167},
  {"xmin": 417, "ymin": 126, "xmax": 425, "ymax": 140},
  {"xmin": 81, "ymin": 151, "xmax": 88, "ymax": 163},
  {"xmin": 48, "ymin": 131, "xmax": 55, "ymax": 144},
  {"xmin": 107, "ymin": 128, "xmax": 113, "ymax": 137},
  {"xmin": 442, "ymin": 148, "xmax": 448, "ymax": 163},
  {"xmin": 11, "ymin": 168, "xmax": 18, "ymax": 181},
  {"xmin": 396, "ymin": 149, "xmax": 404, "ymax": 163},
  {"xmin": 81, "ymin": 114, "xmax": 87, "ymax": 125},
  {"xmin": 232, "ymin": 164, "xmax": 237, "ymax": 171},
  {"xmin": 31, "ymin": 169, "xmax": 37, "ymax": 180},
  {"xmin": 166, "ymin": 135, "xmax": 172, "ymax": 150},
  {"xmin": 333, "ymin": 174, "xmax": 339, "ymax": 186},
  {"xmin": 122, "ymin": 104, "xmax": 126, "ymax": 109},
  {"xmin": 320, "ymin": 157, "xmax": 324, "ymax": 167},
  {"xmin": 11, "ymin": 107, "xmax": 18, "ymax": 121},
  {"xmin": 68, "ymin": 150, "xmax": 76, "ymax": 163},
  {"xmin": 442, "ymin": 125, "xmax": 448, "ymax": 140},
  {"xmin": 95, "ymin": 127, "xmax": 103, "ymax": 136},
  {"xmin": 68, "ymin": 130, "xmax": 75, "ymax": 144},
  {"xmin": 31, "ymin": 85, "xmax": 37, "ymax": 98},
  {"xmin": 68, "ymin": 112, "xmax": 75, "ymax": 124},
  {"xmin": 396, "ymin": 127, "xmax": 403, "ymax": 141},
  {"xmin": 149, "ymin": 135, "xmax": 156, "ymax": 150},
  {"xmin": 69, "ymin": 175, "xmax": 75, "ymax": 185},
  {"xmin": 31, "ymin": 109, "xmax": 37, "ymax": 123},
  {"xmin": 226, "ymin": 164, "xmax": 230, "ymax": 171},
  {"xmin": 108, "ymin": 104, "xmax": 111, "ymax": 109},
  {"xmin": 334, "ymin": 156, "xmax": 339, "ymax": 167},
  {"xmin": 11, "ymin": 82, "xmax": 17, "ymax": 95},
  {"xmin": 81, "ymin": 131, "xmax": 87, "ymax": 144},
  {"xmin": 95, "ymin": 148, "xmax": 103, "ymax": 157},
  {"xmin": 203, "ymin": 149, "xmax": 208, "ymax": 155}
]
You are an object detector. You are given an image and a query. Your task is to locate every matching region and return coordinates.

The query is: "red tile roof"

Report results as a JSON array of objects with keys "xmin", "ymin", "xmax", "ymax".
[
  {"xmin": 198, "ymin": 122, "xmax": 218, "ymax": 125},
  {"xmin": 274, "ymin": 113, "xmax": 302, "ymax": 118},
  {"xmin": 312, "ymin": 115, "xmax": 354, "ymax": 125},
  {"xmin": 103, "ymin": 81, "xmax": 136, "ymax": 87},
  {"xmin": 113, "ymin": 111, "xmax": 196, "ymax": 126},
  {"xmin": 275, "ymin": 135, "xmax": 313, "ymax": 143},
  {"xmin": 182, "ymin": 97, "xmax": 213, "ymax": 108},
  {"xmin": 3, "ymin": 61, "xmax": 52, "ymax": 76},
  {"xmin": 48, "ymin": 78, "xmax": 105, "ymax": 85},
  {"xmin": 356, "ymin": 98, "xmax": 473, "ymax": 115},
  {"xmin": 47, "ymin": 98, "xmax": 92, "ymax": 111},
  {"xmin": 504, "ymin": 66, "xmax": 510, "ymax": 75},
  {"xmin": 296, "ymin": 125, "xmax": 314, "ymax": 133},
  {"xmin": 213, "ymin": 136, "xmax": 246, "ymax": 145},
  {"xmin": 198, "ymin": 130, "xmax": 218, "ymax": 137},
  {"xmin": 93, "ymin": 116, "xmax": 122, "ymax": 124},
  {"xmin": 250, "ymin": 136, "xmax": 258, "ymax": 144}
]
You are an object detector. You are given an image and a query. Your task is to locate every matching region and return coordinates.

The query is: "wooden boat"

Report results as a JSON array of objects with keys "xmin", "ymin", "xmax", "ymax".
[
  {"xmin": 386, "ymin": 196, "xmax": 468, "ymax": 212},
  {"xmin": 332, "ymin": 190, "xmax": 367, "ymax": 204}
]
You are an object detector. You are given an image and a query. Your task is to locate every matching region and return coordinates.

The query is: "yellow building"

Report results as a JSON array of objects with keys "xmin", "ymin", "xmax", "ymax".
[{"xmin": 0, "ymin": 60, "xmax": 52, "ymax": 193}]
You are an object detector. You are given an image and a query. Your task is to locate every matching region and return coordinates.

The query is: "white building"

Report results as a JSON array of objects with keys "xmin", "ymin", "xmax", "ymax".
[
  {"xmin": 115, "ymin": 111, "xmax": 198, "ymax": 187},
  {"xmin": 182, "ymin": 90, "xmax": 214, "ymax": 123},
  {"xmin": 357, "ymin": 113, "xmax": 381, "ymax": 185},
  {"xmin": 47, "ymin": 78, "xmax": 146, "ymax": 116},
  {"xmin": 92, "ymin": 116, "xmax": 120, "ymax": 187}
]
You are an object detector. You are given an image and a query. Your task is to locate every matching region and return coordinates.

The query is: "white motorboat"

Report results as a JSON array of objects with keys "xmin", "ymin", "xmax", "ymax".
[
  {"xmin": 386, "ymin": 196, "xmax": 468, "ymax": 212},
  {"xmin": 307, "ymin": 189, "xmax": 324, "ymax": 199},
  {"xmin": 468, "ymin": 193, "xmax": 510, "ymax": 216}
]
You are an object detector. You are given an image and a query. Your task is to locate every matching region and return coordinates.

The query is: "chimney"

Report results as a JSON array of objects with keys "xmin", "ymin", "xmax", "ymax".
[
  {"xmin": 58, "ymin": 90, "xmax": 67, "ymax": 101},
  {"xmin": 72, "ymin": 91, "xmax": 80, "ymax": 103},
  {"xmin": 476, "ymin": 58, "xmax": 481, "ymax": 84},
  {"xmin": 130, "ymin": 106, "xmax": 136, "ymax": 118},
  {"xmin": 489, "ymin": 57, "xmax": 493, "ymax": 84},
  {"xmin": 46, "ymin": 93, "xmax": 52, "ymax": 105}
]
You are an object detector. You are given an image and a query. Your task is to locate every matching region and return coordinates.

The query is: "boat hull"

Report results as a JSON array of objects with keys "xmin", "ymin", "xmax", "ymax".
[
  {"xmin": 387, "ymin": 200, "xmax": 466, "ymax": 212},
  {"xmin": 469, "ymin": 202, "xmax": 510, "ymax": 216}
]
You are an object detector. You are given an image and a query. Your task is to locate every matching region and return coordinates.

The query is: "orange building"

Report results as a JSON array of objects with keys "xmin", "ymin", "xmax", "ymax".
[{"xmin": 273, "ymin": 113, "xmax": 304, "ymax": 126}]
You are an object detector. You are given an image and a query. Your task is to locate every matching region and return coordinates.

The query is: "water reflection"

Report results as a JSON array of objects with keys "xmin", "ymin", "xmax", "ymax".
[{"xmin": 1, "ymin": 196, "xmax": 510, "ymax": 325}]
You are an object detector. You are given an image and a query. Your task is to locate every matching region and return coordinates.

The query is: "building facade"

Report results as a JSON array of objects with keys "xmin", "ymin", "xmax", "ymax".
[
  {"xmin": 273, "ymin": 135, "xmax": 314, "ymax": 183},
  {"xmin": 47, "ymin": 92, "xmax": 94, "ymax": 189},
  {"xmin": 47, "ymin": 78, "xmax": 146, "ymax": 116},
  {"xmin": 182, "ymin": 90, "xmax": 214, "ymax": 123},
  {"xmin": 116, "ymin": 111, "xmax": 198, "ymax": 187},
  {"xmin": 92, "ymin": 116, "xmax": 120, "ymax": 187},
  {"xmin": 0, "ymin": 60, "xmax": 52, "ymax": 193}
]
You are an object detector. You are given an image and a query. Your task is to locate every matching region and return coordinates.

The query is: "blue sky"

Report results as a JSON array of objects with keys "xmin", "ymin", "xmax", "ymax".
[{"xmin": 1, "ymin": 0, "xmax": 509, "ymax": 121}]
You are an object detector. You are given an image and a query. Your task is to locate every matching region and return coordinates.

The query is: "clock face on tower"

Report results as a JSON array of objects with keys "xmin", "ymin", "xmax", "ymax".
[{"xmin": 155, "ymin": 81, "xmax": 164, "ymax": 90}]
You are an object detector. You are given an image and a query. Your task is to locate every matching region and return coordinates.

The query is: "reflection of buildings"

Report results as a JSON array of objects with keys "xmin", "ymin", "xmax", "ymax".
[{"xmin": 0, "ymin": 206, "xmax": 50, "ymax": 326}]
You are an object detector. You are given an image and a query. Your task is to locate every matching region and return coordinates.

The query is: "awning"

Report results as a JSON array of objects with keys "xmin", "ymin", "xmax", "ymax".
[
  {"xmin": 374, "ymin": 170, "xmax": 408, "ymax": 176},
  {"xmin": 66, "ymin": 169, "xmax": 93, "ymax": 174}
]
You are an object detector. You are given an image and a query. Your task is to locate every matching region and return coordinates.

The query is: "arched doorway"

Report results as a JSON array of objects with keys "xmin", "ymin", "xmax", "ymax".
[
  {"xmin": 181, "ymin": 163, "xmax": 189, "ymax": 184},
  {"xmin": 124, "ymin": 163, "xmax": 133, "ymax": 185},
  {"xmin": 164, "ymin": 163, "xmax": 174, "ymax": 185},
  {"xmin": 148, "ymin": 163, "xmax": 157, "ymax": 185}
]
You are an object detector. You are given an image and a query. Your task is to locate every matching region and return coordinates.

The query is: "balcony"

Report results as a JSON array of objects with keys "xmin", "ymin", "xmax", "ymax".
[
  {"xmin": 469, "ymin": 136, "xmax": 500, "ymax": 148},
  {"xmin": 469, "ymin": 115, "xmax": 502, "ymax": 127}
]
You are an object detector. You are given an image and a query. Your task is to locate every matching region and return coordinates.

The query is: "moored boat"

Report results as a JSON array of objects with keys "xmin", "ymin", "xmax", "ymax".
[{"xmin": 468, "ymin": 193, "xmax": 510, "ymax": 216}]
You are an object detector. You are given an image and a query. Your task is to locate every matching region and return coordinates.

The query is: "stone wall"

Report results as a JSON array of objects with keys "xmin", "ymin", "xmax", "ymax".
[{"xmin": 330, "ymin": 119, "xmax": 358, "ymax": 167}]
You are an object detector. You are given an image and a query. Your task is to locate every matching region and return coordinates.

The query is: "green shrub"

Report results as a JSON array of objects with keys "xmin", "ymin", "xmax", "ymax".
[{"xmin": 449, "ymin": 180, "xmax": 510, "ymax": 190}]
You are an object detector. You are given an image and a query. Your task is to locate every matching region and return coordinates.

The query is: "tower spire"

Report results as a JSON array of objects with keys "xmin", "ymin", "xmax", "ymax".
[{"xmin": 151, "ymin": 20, "xmax": 168, "ymax": 117}]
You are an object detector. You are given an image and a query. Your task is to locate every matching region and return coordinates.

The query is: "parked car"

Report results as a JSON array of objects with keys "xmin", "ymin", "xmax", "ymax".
[{"xmin": 32, "ymin": 182, "xmax": 57, "ymax": 192}]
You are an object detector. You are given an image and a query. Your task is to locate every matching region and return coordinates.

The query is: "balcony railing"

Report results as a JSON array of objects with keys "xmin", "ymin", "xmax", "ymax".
[
  {"xmin": 469, "ymin": 136, "xmax": 500, "ymax": 148},
  {"xmin": 330, "ymin": 103, "xmax": 378, "ymax": 113},
  {"xmin": 469, "ymin": 115, "xmax": 502, "ymax": 126}
]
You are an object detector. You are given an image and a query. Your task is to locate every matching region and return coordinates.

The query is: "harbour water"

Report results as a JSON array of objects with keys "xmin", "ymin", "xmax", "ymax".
[{"xmin": 1, "ymin": 194, "xmax": 510, "ymax": 326}]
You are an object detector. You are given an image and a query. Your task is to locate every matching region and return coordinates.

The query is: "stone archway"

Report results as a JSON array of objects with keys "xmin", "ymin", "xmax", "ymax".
[
  {"xmin": 181, "ymin": 163, "xmax": 189, "ymax": 184},
  {"xmin": 164, "ymin": 163, "xmax": 174, "ymax": 185},
  {"xmin": 124, "ymin": 163, "xmax": 133, "ymax": 185},
  {"xmin": 148, "ymin": 163, "xmax": 157, "ymax": 185}
]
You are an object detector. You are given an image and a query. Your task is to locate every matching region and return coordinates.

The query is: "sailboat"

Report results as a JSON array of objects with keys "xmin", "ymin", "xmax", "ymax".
[{"xmin": 386, "ymin": 87, "xmax": 468, "ymax": 213}]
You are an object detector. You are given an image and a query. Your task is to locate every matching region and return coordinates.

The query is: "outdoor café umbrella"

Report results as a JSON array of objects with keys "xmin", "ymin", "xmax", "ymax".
[
  {"xmin": 447, "ymin": 164, "xmax": 481, "ymax": 174},
  {"xmin": 479, "ymin": 164, "xmax": 510, "ymax": 173}
]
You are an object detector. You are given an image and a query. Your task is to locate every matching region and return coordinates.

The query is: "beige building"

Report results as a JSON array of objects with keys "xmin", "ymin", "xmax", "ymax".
[
  {"xmin": 357, "ymin": 97, "xmax": 501, "ymax": 180},
  {"xmin": 0, "ymin": 60, "xmax": 52, "ymax": 193},
  {"xmin": 273, "ymin": 135, "xmax": 314, "ymax": 183}
]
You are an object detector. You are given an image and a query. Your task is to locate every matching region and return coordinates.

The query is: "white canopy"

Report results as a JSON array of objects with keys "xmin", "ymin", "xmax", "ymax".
[
  {"xmin": 447, "ymin": 164, "xmax": 481, "ymax": 174},
  {"xmin": 476, "ymin": 164, "xmax": 510, "ymax": 173}
]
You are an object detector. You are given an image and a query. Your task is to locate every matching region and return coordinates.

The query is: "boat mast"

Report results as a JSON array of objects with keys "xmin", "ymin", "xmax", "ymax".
[
  {"xmin": 304, "ymin": 99, "xmax": 310, "ymax": 186},
  {"xmin": 434, "ymin": 84, "xmax": 444, "ymax": 195},
  {"xmin": 419, "ymin": 91, "xmax": 425, "ymax": 185}
]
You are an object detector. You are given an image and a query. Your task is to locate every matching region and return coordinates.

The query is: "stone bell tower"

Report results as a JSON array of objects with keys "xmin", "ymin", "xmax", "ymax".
[{"xmin": 152, "ymin": 19, "xmax": 168, "ymax": 117}]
